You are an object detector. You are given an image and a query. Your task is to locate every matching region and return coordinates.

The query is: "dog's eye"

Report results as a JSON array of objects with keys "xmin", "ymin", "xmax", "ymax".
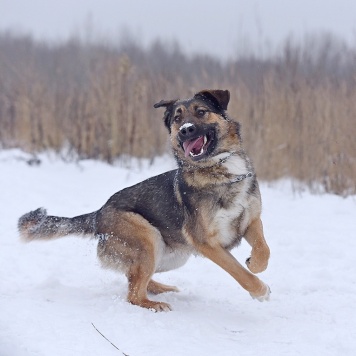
[
  {"xmin": 174, "ymin": 108, "xmax": 183, "ymax": 122},
  {"xmin": 196, "ymin": 110, "xmax": 206, "ymax": 117}
]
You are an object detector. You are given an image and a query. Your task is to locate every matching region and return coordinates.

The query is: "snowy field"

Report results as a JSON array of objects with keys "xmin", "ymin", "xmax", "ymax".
[{"xmin": 1, "ymin": 149, "xmax": 355, "ymax": 356}]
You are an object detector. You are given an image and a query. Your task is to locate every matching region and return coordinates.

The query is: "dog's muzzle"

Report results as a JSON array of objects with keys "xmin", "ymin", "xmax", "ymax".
[{"xmin": 178, "ymin": 123, "xmax": 215, "ymax": 159}]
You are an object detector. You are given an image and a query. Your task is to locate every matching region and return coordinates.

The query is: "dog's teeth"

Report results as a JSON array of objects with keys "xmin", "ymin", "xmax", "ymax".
[
  {"xmin": 188, "ymin": 136, "xmax": 207, "ymax": 157},
  {"xmin": 189, "ymin": 146, "xmax": 204, "ymax": 157}
]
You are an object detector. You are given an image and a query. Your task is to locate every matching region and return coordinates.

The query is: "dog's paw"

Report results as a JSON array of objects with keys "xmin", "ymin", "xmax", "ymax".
[
  {"xmin": 149, "ymin": 302, "xmax": 172, "ymax": 313},
  {"xmin": 250, "ymin": 283, "xmax": 271, "ymax": 302},
  {"xmin": 129, "ymin": 298, "xmax": 173, "ymax": 312},
  {"xmin": 245, "ymin": 256, "xmax": 268, "ymax": 274}
]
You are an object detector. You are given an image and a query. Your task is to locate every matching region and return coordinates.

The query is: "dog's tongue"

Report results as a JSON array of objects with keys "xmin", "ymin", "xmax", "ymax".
[{"xmin": 182, "ymin": 136, "xmax": 204, "ymax": 157}]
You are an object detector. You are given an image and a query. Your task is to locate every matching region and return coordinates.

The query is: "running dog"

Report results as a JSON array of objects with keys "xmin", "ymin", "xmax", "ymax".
[{"xmin": 18, "ymin": 89, "xmax": 271, "ymax": 312}]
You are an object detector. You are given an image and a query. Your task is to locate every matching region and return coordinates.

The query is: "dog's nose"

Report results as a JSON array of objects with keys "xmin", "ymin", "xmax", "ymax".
[{"xmin": 179, "ymin": 123, "xmax": 196, "ymax": 136}]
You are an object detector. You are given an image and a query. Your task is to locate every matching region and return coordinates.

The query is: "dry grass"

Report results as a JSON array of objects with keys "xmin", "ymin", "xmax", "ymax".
[{"xmin": 0, "ymin": 33, "xmax": 355, "ymax": 196}]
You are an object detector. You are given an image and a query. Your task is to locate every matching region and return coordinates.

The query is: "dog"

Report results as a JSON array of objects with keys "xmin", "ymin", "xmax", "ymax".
[{"xmin": 18, "ymin": 89, "xmax": 271, "ymax": 312}]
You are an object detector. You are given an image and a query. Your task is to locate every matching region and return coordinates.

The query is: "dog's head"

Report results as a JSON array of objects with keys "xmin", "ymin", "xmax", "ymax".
[{"xmin": 154, "ymin": 89, "xmax": 242, "ymax": 166}]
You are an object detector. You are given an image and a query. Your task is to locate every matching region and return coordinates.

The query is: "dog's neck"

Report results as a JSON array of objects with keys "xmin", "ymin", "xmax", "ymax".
[
  {"xmin": 178, "ymin": 151, "xmax": 254, "ymax": 186},
  {"xmin": 214, "ymin": 151, "xmax": 237, "ymax": 165},
  {"xmin": 214, "ymin": 151, "xmax": 254, "ymax": 184}
]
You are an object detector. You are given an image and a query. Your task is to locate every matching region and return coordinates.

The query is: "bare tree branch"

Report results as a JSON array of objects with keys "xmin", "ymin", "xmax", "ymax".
[{"xmin": 91, "ymin": 322, "xmax": 129, "ymax": 356}]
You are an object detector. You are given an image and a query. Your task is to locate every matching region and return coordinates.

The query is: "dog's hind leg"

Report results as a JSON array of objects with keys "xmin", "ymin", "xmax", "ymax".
[
  {"xmin": 97, "ymin": 211, "xmax": 172, "ymax": 312},
  {"xmin": 126, "ymin": 266, "xmax": 172, "ymax": 312},
  {"xmin": 147, "ymin": 279, "xmax": 179, "ymax": 294},
  {"xmin": 244, "ymin": 218, "xmax": 270, "ymax": 274}
]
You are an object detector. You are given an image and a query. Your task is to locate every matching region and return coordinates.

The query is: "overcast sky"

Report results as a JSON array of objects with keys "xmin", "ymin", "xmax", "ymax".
[{"xmin": 1, "ymin": 0, "xmax": 356, "ymax": 58}]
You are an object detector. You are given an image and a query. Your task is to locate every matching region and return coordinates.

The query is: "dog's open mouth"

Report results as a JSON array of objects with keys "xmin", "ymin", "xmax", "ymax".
[{"xmin": 182, "ymin": 133, "xmax": 213, "ymax": 159}]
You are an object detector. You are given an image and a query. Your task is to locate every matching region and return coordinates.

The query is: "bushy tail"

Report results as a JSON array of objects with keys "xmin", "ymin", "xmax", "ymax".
[{"xmin": 18, "ymin": 208, "xmax": 97, "ymax": 242}]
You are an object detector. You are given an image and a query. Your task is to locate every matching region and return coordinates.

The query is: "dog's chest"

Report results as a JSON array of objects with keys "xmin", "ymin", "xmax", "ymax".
[{"xmin": 212, "ymin": 189, "xmax": 250, "ymax": 247}]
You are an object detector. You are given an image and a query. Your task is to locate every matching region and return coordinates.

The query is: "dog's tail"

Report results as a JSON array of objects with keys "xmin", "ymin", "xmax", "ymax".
[{"xmin": 18, "ymin": 208, "xmax": 97, "ymax": 242}]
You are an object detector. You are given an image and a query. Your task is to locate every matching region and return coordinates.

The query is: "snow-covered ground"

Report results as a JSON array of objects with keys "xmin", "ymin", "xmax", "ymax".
[{"xmin": 1, "ymin": 149, "xmax": 355, "ymax": 356}]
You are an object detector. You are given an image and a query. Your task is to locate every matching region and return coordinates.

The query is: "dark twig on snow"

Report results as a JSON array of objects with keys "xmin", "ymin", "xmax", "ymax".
[{"xmin": 91, "ymin": 322, "xmax": 129, "ymax": 356}]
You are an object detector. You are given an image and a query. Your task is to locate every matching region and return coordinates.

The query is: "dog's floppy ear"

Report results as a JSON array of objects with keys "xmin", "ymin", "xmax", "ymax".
[
  {"xmin": 194, "ymin": 89, "xmax": 230, "ymax": 111},
  {"xmin": 154, "ymin": 99, "xmax": 178, "ymax": 132}
]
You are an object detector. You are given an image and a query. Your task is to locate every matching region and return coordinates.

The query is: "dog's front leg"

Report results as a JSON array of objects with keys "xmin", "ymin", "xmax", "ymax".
[
  {"xmin": 193, "ymin": 242, "xmax": 270, "ymax": 301},
  {"xmin": 244, "ymin": 218, "xmax": 270, "ymax": 274}
]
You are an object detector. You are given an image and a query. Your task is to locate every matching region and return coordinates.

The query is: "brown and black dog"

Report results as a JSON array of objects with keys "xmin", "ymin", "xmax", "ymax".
[{"xmin": 18, "ymin": 89, "xmax": 270, "ymax": 312}]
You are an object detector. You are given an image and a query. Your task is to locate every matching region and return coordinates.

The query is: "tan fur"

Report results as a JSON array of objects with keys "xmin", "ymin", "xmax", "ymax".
[
  {"xmin": 147, "ymin": 280, "xmax": 179, "ymax": 294},
  {"xmin": 97, "ymin": 210, "xmax": 176, "ymax": 311},
  {"xmin": 181, "ymin": 166, "xmax": 270, "ymax": 297},
  {"xmin": 244, "ymin": 218, "xmax": 270, "ymax": 273},
  {"xmin": 189, "ymin": 242, "xmax": 269, "ymax": 298}
]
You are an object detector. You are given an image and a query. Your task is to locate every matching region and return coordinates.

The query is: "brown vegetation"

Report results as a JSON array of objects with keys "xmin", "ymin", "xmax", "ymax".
[{"xmin": 0, "ymin": 32, "xmax": 355, "ymax": 196}]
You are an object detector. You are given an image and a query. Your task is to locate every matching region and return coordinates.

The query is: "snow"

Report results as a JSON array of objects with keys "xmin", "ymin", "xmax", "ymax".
[
  {"xmin": 179, "ymin": 123, "xmax": 194, "ymax": 131},
  {"xmin": 1, "ymin": 149, "xmax": 356, "ymax": 356}
]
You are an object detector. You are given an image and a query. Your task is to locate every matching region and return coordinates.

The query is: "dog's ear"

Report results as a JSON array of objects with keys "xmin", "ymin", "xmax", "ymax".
[
  {"xmin": 194, "ymin": 89, "xmax": 230, "ymax": 110},
  {"xmin": 154, "ymin": 99, "xmax": 178, "ymax": 132},
  {"xmin": 153, "ymin": 99, "xmax": 178, "ymax": 109}
]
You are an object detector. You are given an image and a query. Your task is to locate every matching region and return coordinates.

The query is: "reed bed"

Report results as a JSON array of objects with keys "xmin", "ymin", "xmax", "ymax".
[{"xmin": 0, "ymin": 33, "xmax": 355, "ymax": 196}]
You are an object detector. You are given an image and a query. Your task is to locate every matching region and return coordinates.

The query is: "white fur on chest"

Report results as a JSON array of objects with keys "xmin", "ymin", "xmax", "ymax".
[
  {"xmin": 211, "ymin": 153, "xmax": 251, "ymax": 247},
  {"xmin": 223, "ymin": 154, "xmax": 249, "ymax": 175},
  {"xmin": 213, "ymin": 187, "xmax": 250, "ymax": 247}
]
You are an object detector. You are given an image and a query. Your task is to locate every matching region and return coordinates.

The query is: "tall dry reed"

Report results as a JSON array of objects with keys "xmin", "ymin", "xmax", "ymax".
[{"xmin": 0, "ymin": 33, "xmax": 355, "ymax": 196}]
